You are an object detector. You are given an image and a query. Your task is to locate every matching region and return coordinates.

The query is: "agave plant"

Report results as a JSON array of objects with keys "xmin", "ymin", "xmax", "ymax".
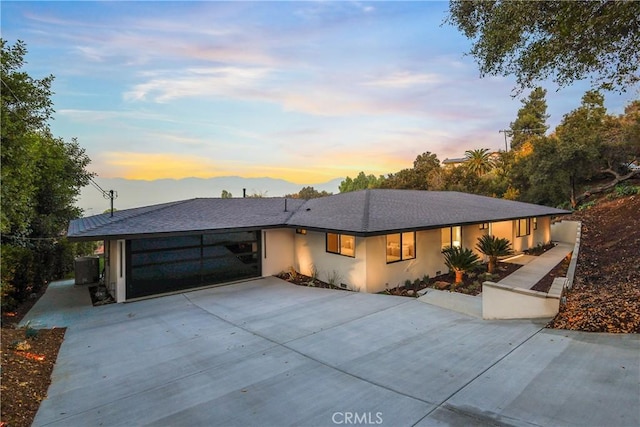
[
  {"xmin": 476, "ymin": 234, "xmax": 514, "ymax": 274},
  {"xmin": 441, "ymin": 246, "xmax": 481, "ymax": 284}
]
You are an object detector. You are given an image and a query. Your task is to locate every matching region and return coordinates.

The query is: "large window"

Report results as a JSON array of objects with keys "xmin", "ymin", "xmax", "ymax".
[
  {"xmin": 517, "ymin": 218, "xmax": 531, "ymax": 237},
  {"xmin": 441, "ymin": 226, "xmax": 462, "ymax": 249},
  {"xmin": 386, "ymin": 232, "xmax": 416, "ymax": 263},
  {"xmin": 326, "ymin": 233, "xmax": 355, "ymax": 257}
]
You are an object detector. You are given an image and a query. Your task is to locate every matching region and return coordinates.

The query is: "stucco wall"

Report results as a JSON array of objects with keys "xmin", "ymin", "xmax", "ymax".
[
  {"xmin": 262, "ymin": 228, "xmax": 295, "ymax": 276},
  {"xmin": 293, "ymin": 230, "xmax": 367, "ymax": 292},
  {"xmin": 462, "ymin": 225, "xmax": 487, "ymax": 257},
  {"xmin": 551, "ymin": 220, "xmax": 579, "ymax": 244},
  {"xmin": 111, "ymin": 239, "xmax": 126, "ymax": 303},
  {"xmin": 364, "ymin": 229, "xmax": 446, "ymax": 294}
]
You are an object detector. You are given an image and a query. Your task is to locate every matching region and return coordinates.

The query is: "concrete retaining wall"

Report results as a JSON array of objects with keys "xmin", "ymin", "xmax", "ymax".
[
  {"xmin": 481, "ymin": 220, "xmax": 581, "ymax": 320},
  {"xmin": 482, "ymin": 282, "xmax": 560, "ymax": 319},
  {"xmin": 552, "ymin": 220, "xmax": 582, "ymax": 289}
]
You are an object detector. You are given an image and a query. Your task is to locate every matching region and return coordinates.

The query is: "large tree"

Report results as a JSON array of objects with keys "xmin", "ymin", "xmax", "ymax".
[
  {"xmin": 509, "ymin": 87, "xmax": 549, "ymax": 150},
  {"xmin": 1, "ymin": 40, "xmax": 94, "ymax": 308},
  {"xmin": 447, "ymin": 1, "xmax": 640, "ymax": 93}
]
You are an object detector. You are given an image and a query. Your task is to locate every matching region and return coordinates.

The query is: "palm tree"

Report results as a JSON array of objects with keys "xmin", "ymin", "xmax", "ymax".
[
  {"xmin": 476, "ymin": 235, "xmax": 514, "ymax": 274},
  {"xmin": 441, "ymin": 246, "xmax": 481, "ymax": 284},
  {"xmin": 464, "ymin": 148, "xmax": 494, "ymax": 176}
]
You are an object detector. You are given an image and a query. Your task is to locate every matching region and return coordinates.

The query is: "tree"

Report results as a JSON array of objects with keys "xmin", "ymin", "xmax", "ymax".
[
  {"xmin": 1, "ymin": 39, "xmax": 94, "ymax": 308},
  {"xmin": 441, "ymin": 246, "xmax": 480, "ymax": 284},
  {"xmin": 221, "ymin": 190, "xmax": 233, "ymax": 198},
  {"xmin": 339, "ymin": 172, "xmax": 381, "ymax": 193},
  {"xmin": 285, "ymin": 186, "xmax": 332, "ymax": 199},
  {"xmin": 378, "ymin": 151, "xmax": 442, "ymax": 190},
  {"xmin": 509, "ymin": 87, "xmax": 549, "ymax": 150},
  {"xmin": 447, "ymin": 1, "xmax": 640, "ymax": 93},
  {"xmin": 555, "ymin": 90, "xmax": 608, "ymax": 207},
  {"xmin": 1, "ymin": 39, "xmax": 54, "ymax": 235},
  {"xmin": 476, "ymin": 235, "xmax": 513, "ymax": 274},
  {"xmin": 464, "ymin": 148, "xmax": 494, "ymax": 176}
]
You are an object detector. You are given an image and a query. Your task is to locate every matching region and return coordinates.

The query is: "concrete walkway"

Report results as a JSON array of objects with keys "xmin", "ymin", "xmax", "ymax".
[
  {"xmin": 497, "ymin": 242, "xmax": 573, "ymax": 290},
  {"xmin": 22, "ymin": 278, "xmax": 640, "ymax": 427}
]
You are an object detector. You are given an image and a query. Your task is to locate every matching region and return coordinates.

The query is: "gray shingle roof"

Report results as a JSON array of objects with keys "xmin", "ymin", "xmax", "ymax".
[
  {"xmin": 67, "ymin": 190, "xmax": 569, "ymax": 240},
  {"xmin": 287, "ymin": 190, "xmax": 568, "ymax": 234},
  {"xmin": 68, "ymin": 197, "xmax": 306, "ymax": 240}
]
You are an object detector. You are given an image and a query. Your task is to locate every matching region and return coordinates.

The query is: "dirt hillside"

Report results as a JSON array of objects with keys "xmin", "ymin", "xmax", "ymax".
[{"xmin": 550, "ymin": 193, "xmax": 640, "ymax": 333}]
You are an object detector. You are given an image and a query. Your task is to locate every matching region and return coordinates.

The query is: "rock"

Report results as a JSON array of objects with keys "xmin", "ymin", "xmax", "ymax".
[
  {"xmin": 406, "ymin": 290, "xmax": 416, "ymax": 297},
  {"xmin": 434, "ymin": 281, "xmax": 450, "ymax": 290}
]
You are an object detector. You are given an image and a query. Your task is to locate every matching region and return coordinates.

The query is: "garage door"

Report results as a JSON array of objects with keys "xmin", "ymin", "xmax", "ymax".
[{"xmin": 126, "ymin": 231, "xmax": 260, "ymax": 299}]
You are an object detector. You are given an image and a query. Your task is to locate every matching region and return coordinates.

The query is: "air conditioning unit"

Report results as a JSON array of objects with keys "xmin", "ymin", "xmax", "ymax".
[{"xmin": 74, "ymin": 256, "xmax": 100, "ymax": 285}]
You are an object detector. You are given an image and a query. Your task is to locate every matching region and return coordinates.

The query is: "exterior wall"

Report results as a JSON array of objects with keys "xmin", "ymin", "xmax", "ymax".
[
  {"xmin": 262, "ymin": 228, "xmax": 295, "ymax": 276},
  {"xmin": 364, "ymin": 229, "xmax": 445, "ymax": 294},
  {"xmin": 293, "ymin": 230, "xmax": 367, "ymax": 292},
  {"xmin": 106, "ymin": 239, "xmax": 127, "ymax": 302},
  {"xmin": 491, "ymin": 220, "xmax": 514, "ymax": 247},
  {"xmin": 461, "ymin": 224, "xmax": 487, "ymax": 258},
  {"xmin": 532, "ymin": 216, "xmax": 551, "ymax": 247},
  {"xmin": 492, "ymin": 217, "xmax": 552, "ymax": 253},
  {"xmin": 551, "ymin": 220, "xmax": 579, "ymax": 244}
]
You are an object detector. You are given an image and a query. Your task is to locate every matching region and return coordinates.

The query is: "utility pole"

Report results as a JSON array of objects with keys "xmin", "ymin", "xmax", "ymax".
[
  {"xmin": 499, "ymin": 127, "xmax": 548, "ymax": 151},
  {"xmin": 89, "ymin": 177, "xmax": 118, "ymax": 217},
  {"xmin": 498, "ymin": 129, "xmax": 511, "ymax": 151}
]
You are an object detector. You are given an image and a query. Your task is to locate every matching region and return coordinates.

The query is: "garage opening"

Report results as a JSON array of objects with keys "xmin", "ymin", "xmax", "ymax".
[{"xmin": 126, "ymin": 231, "xmax": 260, "ymax": 299}]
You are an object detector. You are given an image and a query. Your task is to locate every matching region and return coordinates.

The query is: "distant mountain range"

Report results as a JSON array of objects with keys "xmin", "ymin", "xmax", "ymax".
[{"xmin": 77, "ymin": 176, "xmax": 344, "ymax": 215}]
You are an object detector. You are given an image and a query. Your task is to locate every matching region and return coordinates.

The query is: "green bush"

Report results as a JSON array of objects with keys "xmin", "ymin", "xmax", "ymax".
[{"xmin": 614, "ymin": 184, "xmax": 640, "ymax": 197}]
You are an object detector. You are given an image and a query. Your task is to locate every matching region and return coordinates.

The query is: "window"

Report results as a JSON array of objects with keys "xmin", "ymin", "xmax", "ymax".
[
  {"xmin": 326, "ymin": 233, "xmax": 355, "ymax": 257},
  {"xmin": 296, "ymin": 228, "xmax": 307, "ymax": 235},
  {"xmin": 532, "ymin": 217, "xmax": 538, "ymax": 230},
  {"xmin": 441, "ymin": 226, "xmax": 462, "ymax": 249},
  {"xmin": 517, "ymin": 218, "xmax": 531, "ymax": 237},
  {"xmin": 386, "ymin": 232, "xmax": 416, "ymax": 263},
  {"xmin": 479, "ymin": 223, "xmax": 489, "ymax": 230}
]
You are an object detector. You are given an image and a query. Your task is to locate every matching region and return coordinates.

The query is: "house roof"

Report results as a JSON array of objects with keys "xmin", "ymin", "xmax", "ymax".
[
  {"xmin": 286, "ymin": 190, "xmax": 568, "ymax": 235},
  {"xmin": 67, "ymin": 190, "xmax": 569, "ymax": 240},
  {"xmin": 442, "ymin": 157, "xmax": 467, "ymax": 164},
  {"xmin": 68, "ymin": 197, "xmax": 306, "ymax": 240}
]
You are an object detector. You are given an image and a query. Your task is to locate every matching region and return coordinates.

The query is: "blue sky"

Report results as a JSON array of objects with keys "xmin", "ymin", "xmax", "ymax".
[{"xmin": 3, "ymin": 1, "xmax": 638, "ymax": 184}]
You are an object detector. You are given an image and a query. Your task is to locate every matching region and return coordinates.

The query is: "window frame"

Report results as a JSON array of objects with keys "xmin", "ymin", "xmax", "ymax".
[
  {"xmin": 326, "ymin": 233, "xmax": 356, "ymax": 258},
  {"xmin": 532, "ymin": 217, "xmax": 538, "ymax": 230},
  {"xmin": 386, "ymin": 231, "xmax": 416, "ymax": 264},
  {"xmin": 516, "ymin": 218, "xmax": 531, "ymax": 237},
  {"xmin": 441, "ymin": 226, "xmax": 462, "ymax": 249}
]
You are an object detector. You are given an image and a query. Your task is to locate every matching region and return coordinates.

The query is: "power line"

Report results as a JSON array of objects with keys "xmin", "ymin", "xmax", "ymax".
[{"xmin": 87, "ymin": 176, "xmax": 118, "ymax": 217}]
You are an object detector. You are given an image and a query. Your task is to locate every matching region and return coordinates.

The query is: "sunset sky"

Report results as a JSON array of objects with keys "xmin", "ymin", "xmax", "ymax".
[{"xmin": 3, "ymin": 1, "xmax": 638, "ymax": 185}]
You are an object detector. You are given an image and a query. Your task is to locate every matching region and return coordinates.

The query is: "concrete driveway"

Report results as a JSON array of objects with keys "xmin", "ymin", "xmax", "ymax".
[{"xmin": 24, "ymin": 278, "xmax": 639, "ymax": 426}]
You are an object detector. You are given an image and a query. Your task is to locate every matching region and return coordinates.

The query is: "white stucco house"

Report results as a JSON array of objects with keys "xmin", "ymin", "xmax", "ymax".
[{"xmin": 67, "ymin": 189, "xmax": 568, "ymax": 302}]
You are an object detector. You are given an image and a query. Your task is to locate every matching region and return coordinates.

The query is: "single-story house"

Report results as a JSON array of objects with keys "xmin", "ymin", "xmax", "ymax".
[{"xmin": 67, "ymin": 189, "xmax": 569, "ymax": 302}]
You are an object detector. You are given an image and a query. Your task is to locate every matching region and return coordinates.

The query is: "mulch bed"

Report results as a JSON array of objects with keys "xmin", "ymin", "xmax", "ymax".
[
  {"xmin": 275, "ymin": 271, "xmax": 347, "ymax": 291},
  {"xmin": 1, "ymin": 282, "xmax": 66, "ymax": 427},
  {"xmin": 278, "ymin": 262, "xmax": 522, "ymax": 297},
  {"xmin": 382, "ymin": 262, "xmax": 523, "ymax": 297},
  {"xmin": 548, "ymin": 193, "xmax": 640, "ymax": 333}
]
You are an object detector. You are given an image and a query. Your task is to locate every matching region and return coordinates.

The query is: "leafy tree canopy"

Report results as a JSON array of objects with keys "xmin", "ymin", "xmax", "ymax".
[
  {"xmin": 1, "ymin": 39, "xmax": 94, "ymax": 308},
  {"xmin": 447, "ymin": 1, "xmax": 640, "ymax": 93},
  {"xmin": 285, "ymin": 186, "xmax": 332, "ymax": 199}
]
